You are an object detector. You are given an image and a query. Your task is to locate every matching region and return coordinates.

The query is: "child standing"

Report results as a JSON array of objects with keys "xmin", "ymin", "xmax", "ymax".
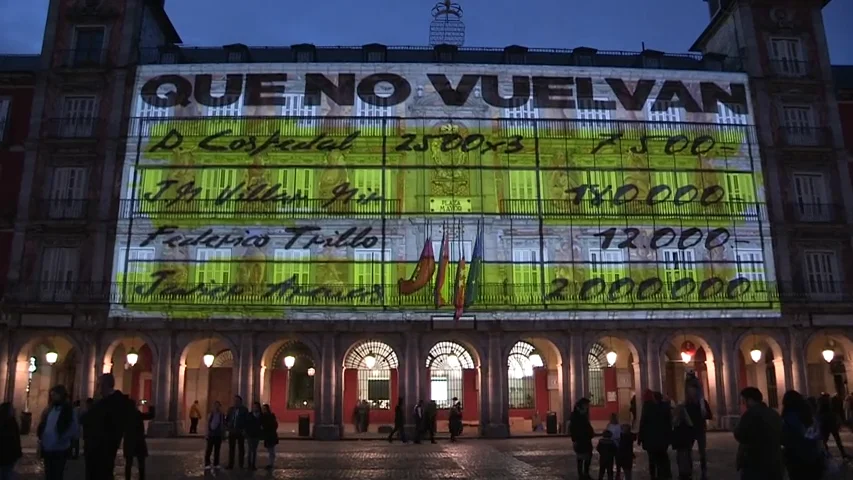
[
  {"xmin": 616, "ymin": 424, "xmax": 635, "ymax": 480},
  {"xmin": 596, "ymin": 429, "xmax": 618, "ymax": 480},
  {"xmin": 606, "ymin": 413, "xmax": 622, "ymax": 443}
]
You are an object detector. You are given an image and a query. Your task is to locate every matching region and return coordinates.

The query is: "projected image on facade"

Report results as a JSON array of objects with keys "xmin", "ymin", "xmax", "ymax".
[{"xmin": 112, "ymin": 65, "xmax": 777, "ymax": 318}]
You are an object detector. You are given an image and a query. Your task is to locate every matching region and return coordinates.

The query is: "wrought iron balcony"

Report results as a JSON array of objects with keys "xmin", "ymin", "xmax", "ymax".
[
  {"xmin": 500, "ymin": 199, "xmax": 767, "ymax": 222},
  {"xmin": 29, "ymin": 198, "xmax": 90, "ymax": 220},
  {"xmin": 777, "ymin": 282, "xmax": 853, "ymax": 304},
  {"xmin": 56, "ymin": 49, "xmax": 109, "ymax": 68},
  {"xmin": 776, "ymin": 126, "xmax": 831, "ymax": 148},
  {"xmin": 787, "ymin": 202, "xmax": 845, "ymax": 223},
  {"xmin": 4, "ymin": 281, "xmax": 111, "ymax": 304},
  {"xmin": 118, "ymin": 198, "xmax": 402, "ymax": 220},
  {"xmin": 769, "ymin": 59, "xmax": 812, "ymax": 78},
  {"xmin": 43, "ymin": 117, "xmax": 104, "ymax": 139}
]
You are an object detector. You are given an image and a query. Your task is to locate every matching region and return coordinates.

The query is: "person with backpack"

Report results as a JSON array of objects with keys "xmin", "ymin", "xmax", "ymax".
[{"xmin": 781, "ymin": 390, "xmax": 825, "ymax": 480}]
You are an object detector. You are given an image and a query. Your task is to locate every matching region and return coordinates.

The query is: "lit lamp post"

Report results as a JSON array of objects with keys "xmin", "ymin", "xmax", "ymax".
[
  {"xmin": 126, "ymin": 347, "xmax": 139, "ymax": 367},
  {"xmin": 749, "ymin": 348, "xmax": 762, "ymax": 363},
  {"xmin": 822, "ymin": 346, "xmax": 835, "ymax": 364},
  {"xmin": 606, "ymin": 350, "xmax": 618, "ymax": 367},
  {"xmin": 202, "ymin": 351, "xmax": 215, "ymax": 368},
  {"xmin": 284, "ymin": 355, "xmax": 296, "ymax": 369},
  {"xmin": 45, "ymin": 350, "xmax": 58, "ymax": 366},
  {"xmin": 680, "ymin": 341, "xmax": 696, "ymax": 364},
  {"xmin": 307, "ymin": 367, "xmax": 316, "ymax": 377}
]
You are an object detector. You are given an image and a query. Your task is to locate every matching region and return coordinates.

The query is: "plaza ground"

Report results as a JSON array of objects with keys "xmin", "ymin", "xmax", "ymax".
[{"xmin": 13, "ymin": 432, "xmax": 853, "ymax": 479}]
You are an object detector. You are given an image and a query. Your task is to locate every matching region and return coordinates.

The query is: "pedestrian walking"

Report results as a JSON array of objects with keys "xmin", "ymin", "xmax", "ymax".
[
  {"xmin": 225, "ymin": 395, "xmax": 248, "ymax": 469},
  {"xmin": 37, "ymin": 385, "xmax": 79, "ymax": 480},
  {"xmin": 616, "ymin": 423, "xmax": 635, "ymax": 480},
  {"xmin": 449, "ymin": 398, "xmax": 463, "ymax": 442},
  {"xmin": 684, "ymin": 379, "xmax": 711, "ymax": 480},
  {"xmin": 360, "ymin": 400, "xmax": 370, "ymax": 433},
  {"xmin": 204, "ymin": 401, "xmax": 225, "ymax": 470},
  {"xmin": 819, "ymin": 393, "xmax": 848, "ymax": 459},
  {"xmin": 638, "ymin": 390, "xmax": 672, "ymax": 480},
  {"xmin": 188, "ymin": 400, "xmax": 201, "ymax": 434},
  {"xmin": 122, "ymin": 402, "xmax": 155, "ymax": 480},
  {"xmin": 413, "ymin": 400, "xmax": 425, "ymax": 444},
  {"xmin": 70, "ymin": 401, "xmax": 81, "ymax": 460},
  {"xmin": 629, "ymin": 395, "xmax": 637, "ymax": 429},
  {"xmin": 781, "ymin": 390, "xmax": 825, "ymax": 480},
  {"xmin": 0, "ymin": 402, "xmax": 22, "ymax": 480},
  {"xmin": 82, "ymin": 374, "xmax": 135, "ymax": 480},
  {"xmin": 245, "ymin": 402, "xmax": 262, "ymax": 471},
  {"xmin": 734, "ymin": 387, "xmax": 784, "ymax": 480},
  {"xmin": 596, "ymin": 429, "xmax": 617, "ymax": 480},
  {"xmin": 387, "ymin": 397, "xmax": 407, "ymax": 443},
  {"xmin": 425, "ymin": 400, "xmax": 437, "ymax": 444},
  {"xmin": 260, "ymin": 404, "xmax": 278, "ymax": 470},
  {"xmin": 672, "ymin": 404, "xmax": 695, "ymax": 480},
  {"xmin": 570, "ymin": 398, "xmax": 594, "ymax": 480}
]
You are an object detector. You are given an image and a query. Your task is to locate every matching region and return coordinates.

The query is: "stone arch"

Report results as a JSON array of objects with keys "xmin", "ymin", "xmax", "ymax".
[
  {"xmin": 582, "ymin": 334, "xmax": 643, "ymax": 423},
  {"xmin": 340, "ymin": 338, "xmax": 402, "ymax": 434},
  {"xmin": 11, "ymin": 332, "xmax": 86, "ymax": 414},
  {"xmin": 424, "ymin": 339, "xmax": 479, "ymax": 419},
  {"xmin": 100, "ymin": 333, "xmax": 159, "ymax": 408},
  {"xmin": 175, "ymin": 333, "xmax": 240, "ymax": 433},
  {"xmin": 256, "ymin": 336, "xmax": 322, "ymax": 430},
  {"xmin": 803, "ymin": 330, "xmax": 853, "ymax": 397},
  {"xmin": 101, "ymin": 332, "xmax": 160, "ymax": 369},
  {"xmin": 501, "ymin": 336, "xmax": 566, "ymax": 434},
  {"xmin": 734, "ymin": 329, "xmax": 787, "ymax": 408},
  {"xmin": 660, "ymin": 332, "xmax": 720, "ymax": 415}
]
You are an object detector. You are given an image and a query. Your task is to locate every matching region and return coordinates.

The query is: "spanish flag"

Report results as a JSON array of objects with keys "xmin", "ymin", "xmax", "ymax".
[
  {"xmin": 433, "ymin": 226, "xmax": 450, "ymax": 308},
  {"xmin": 452, "ymin": 254, "xmax": 467, "ymax": 321}
]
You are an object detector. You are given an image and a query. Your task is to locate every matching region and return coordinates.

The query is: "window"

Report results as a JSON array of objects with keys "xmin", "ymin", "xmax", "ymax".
[
  {"xmin": 782, "ymin": 106, "xmax": 816, "ymax": 145},
  {"xmin": 507, "ymin": 342, "xmax": 537, "ymax": 409},
  {"xmin": 426, "ymin": 341, "xmax": 474, "ymax": 409},
  {"xmin": 769, "ymin": 38, "xmax": 805, "ymax": 76},
  {"xmin": 653, "ymin": 171, "xmax": 691, "ymax": 216},
  {"xmin": 589, "ymin": 249, "xmax": 626, "ymax": 286},
  {"xmin": 803, "ymin": 250, "xmax": 839, "ymax": 296},
  {"xmin": 295, "ymin": 50, "xmax": 314, "ymax": 63},
  {"xmin": 351, "ymin": 169, "xmax": 392, "ymax": 203},
  {"xmin": 503, "ymin": 98, "xmax": 538, "ymax": 137},
  {"xmin": 735, "ymin": 250, "xmax": 767, "ymax": 292},
  {"xmin": 587, "ymin": 343, "xmax": 607, "ymax": 406},
  {"xmin": 661, "ymin": 249, "xmax": 697, "ymax": 287},
  {"xmin": 195, "ymin": 248, "xmax": 231, "ymax": 286},
  {"xmin": 72, "ymin": 26, "xmax": 105, "ymax": 66},
  {"xmin": 49, "ymin": 167, "xmax": 88, "ymax": 218},
  {"xmin": 366, "ymin": 50, "xmax": 385, "ymax": 63},
  {"xmin": 355, "ymin": 87, "xmax": 393, "ymax": 136},
  {"xmin": 61, "ymin": 96, "xmax": 98, "ymax": 137},
  {"xmin": 272, "ymin": 249, "xmax": 310, "ymax": 304},
  {"xmin": 345, "ymin": 341, "xmax": 397, "ymax": 410},
  {"xmin": 353, "ymin": 248, "xmax": 393, "ymax": 289},
  {"xmin": 0, "ymin": 97, "xmax": 9, "ymax": 142},
  {"xmin": 201, "ymin": 169, "xmax": 238, "ymax": 215},
  {"xmin": 205, "ymin": 78, "xmax": 242, "ymax": 117},
  {"xmin": 576, "ymin": 98, "xmax": 612, "ymax": 133},
  {"xmin": 281, "ymin": 94, "xmax": 318, "ymax": 133},
  {"xmin": 136, "ymin": 93, "xmax": 172, "ymax": 136},
  {"xmin": 725, "ymin": 173, "xmax": 757, "ymax": 219},
  {"xmin": 716, "ymin": 101, "xmax": 748, "ymax": 125},
  {"xmin": 512, "ymin": 248, "xmax": 541, "ymax": 303},
  {"xmin": 646, "ymin": 99, "xmax": 683, "ymax": 123},
  {"xmin": 117, "ymin": 247, "xmax": 156, "ymax": 287},
  {"xmin": 793, "ymin": 173, "xmax": 829, "ymax": 221},
  {"xmin": 40, "ymin": 247, "xmax": 79, "ymax": 301}
]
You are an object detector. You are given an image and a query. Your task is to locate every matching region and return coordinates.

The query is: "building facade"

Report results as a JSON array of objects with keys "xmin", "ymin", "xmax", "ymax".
[{"xmin": 1, "ymin": 0, "xmax": 851, "ymax": 439}]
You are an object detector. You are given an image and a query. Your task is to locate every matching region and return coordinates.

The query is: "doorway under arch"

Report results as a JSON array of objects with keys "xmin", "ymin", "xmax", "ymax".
[{"xmin": 342, "ymin": 340, "xmax": 399, "ymax": 434}]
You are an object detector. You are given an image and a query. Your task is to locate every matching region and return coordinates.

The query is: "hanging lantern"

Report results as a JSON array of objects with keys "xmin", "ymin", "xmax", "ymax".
[
  {"xmin": 126, "ymin": 347, "xmax": 139, "ymax": 367},
  {"xmin": 749, "ymin": 348, "xmax": 762, "ymax": 363},
  {"xmin": 680, "ymin": 341, "xmax": 696, "ymax": 364},
  {"xmin": 446, "ymin": 354, "xmax": 460, "ymax": 368},
  {"xmin": 606, "ymin": 350, "xmax": 618, "ymax": 367},
  {"xmin": 529, "ymin": 352, "xmax": 544, "ymax": 368},
  {"xmin": 822, "ymin": 347, "xmax": 835, "ymax": 363},
  {"xmin": 202, "ymin": 351, "xmax": 215, "ymax": 368},
  {"xmin": 284, "ymin": 355, "xmax": 296, "ymax": 369},
  {"xmin": 45, "ymin": 350, "xmax": 58, "ymax": 366},
  {"xmin": 307, "ymin": 367, "xmax": 316, "ymax": 377},
  {"xmin": 364, "ymin": 353, "xmax": 377, "ymax": 370},
  {"xmin": 28, "ymin": 356, "xmax": 37, "ymax": 373}
]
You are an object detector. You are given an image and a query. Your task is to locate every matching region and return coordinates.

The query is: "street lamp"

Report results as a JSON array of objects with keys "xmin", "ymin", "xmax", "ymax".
[
  {"xmin": 307, "ymin": 367, "xmax": 316, "ymax": 377},
  {"xmin": 822, "ymin": 347, "xmax": 835, "ymax": 363},
  {"xmin": 364, "ymin": 353, "xmax": 377, "ymax": 370},
  {"xmin": 126, "ymin": 347, "xmax": 139, "ymax": 367},
  {"xmin": 28, "ymin": 357, "xmax": 37, "ymax": 374},
  {"xmin": 284, "ymin": 355, "xmax": 296, "ymax": 369},
  {"xmin": 45, "ymin": 350, "xmax": 58, "ymax": 366},
  {"xmin": 680, "ymin": 350, "xmax": 693, "ymax": 364},
  {"xmin": 446, "ymin": 354, "xmax": 460, "ymax": 369},
  {"xmin": 529, "ymin": 352, "xmax": 544, "ymax": 368},
  {"xmin": 203, "ymin": 351, "xmax": 215, "ymax": 368},
  {"xmin": 749, "ymin": 348, "xmax": 762, "ymax": 363},
  {"xmin": 606, "ymin": 350, "xmax": 618, "ymax": 367}
]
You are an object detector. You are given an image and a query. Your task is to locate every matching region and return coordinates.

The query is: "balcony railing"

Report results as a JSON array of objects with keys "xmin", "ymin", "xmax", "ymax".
[
  {"xmin": 501, "ymin": 199, "xmax": 767, "ymax": 222},
  {"xmin": 777, "ymin": 282, "xmax": 853, "ymax": 304},
  {"xmin": 30, "ymin": 199, "xmax": 90, "ymax": 220},
  {"xmin": 769, "ymin": 59, "xmax": 811, "ymax": 78},
  {"xmin": 788, "ymin": 202, "xmax": 844, "ymax": 223},
  {"xmin": 776, "ymin": 126, "xmax": 831, "ymax": 148},
  {"xmin": 43, "ymin": 117, "xmax": 103, "ymax": 139},
  {"xmin": 56, "ymin": 49, "xmax": 108, "ymax": 68},
  {"xmin": 119, "ymin": 198, "xmax": 402, "ymax": 220}
]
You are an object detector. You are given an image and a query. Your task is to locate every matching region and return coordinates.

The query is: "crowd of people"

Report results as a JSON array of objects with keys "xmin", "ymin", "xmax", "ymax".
[
  {"xmin": 386, "ymin": 396, "xmax": 464, "ymax": 443},
  {"xmin": 568, "ymin": 371, "xmax": 853, "ymax": 480}
]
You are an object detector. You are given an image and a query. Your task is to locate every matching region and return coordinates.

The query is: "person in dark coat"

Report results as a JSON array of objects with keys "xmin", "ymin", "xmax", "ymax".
[
  {"xmin": 672, "ymin": 404, "xmax": 695, "ymax": 480},
  {"xmin": 0, "ymin": 402, "xmax": 22, "ymax": 479},
  {"xmin": 387, "ymin": 397, "xmax": 407, "ymax": 443},
  {"xmin": 225, "ymin": 395, "xmax": 249, "ymax": 469},
  {"xmin": 412, "ymin": 400, "xmax": 425, "ymax": 444},
  {"xmin": 449, "ymin": 398, "xmax": 463, "ymax": 442},
  {"xmin": 596, "ymin": 429, "xmax": 617, "ymax": 480},
  {"xmin": 734, "ymin": 387, "xmax": 783, "ymax": 480},
  {"xmin": 781, "ymin": 390, "xmax": 825, "ymax": 480},
  {"xmin": 244, "ymin": 402, "xmax": 262, "ymax": 471},
  {"xmin": 204, "ymin": 401, "xmax": 225, "ymax": 470},
  {"xmin": 83, "ymin": 374, "xmax": 134, "ymax": 480},
  {"xmin": 684, "ymin": 379, "xmax": 712, "ymax": 480},
  {"xmin": 425, "ymin": 401, "xmax": 437, "ymax": 444},
  {"xmin": 570, "ymin": 398, "xmax": 594, "ymax": 480},
  {"xmin": 260, "ymin": 404, "xmax": 278, "ymax": 470},
  {"xmin": 638, "ymin": 390, "xmax": 672, "ymax": 480},
  {"xmin": 122, "ymin": 402, "xmax": 155, "ymax": 480},
  {"xmin": 616, "ymin": 424, "xmax": 636, "ymax": 480},
  {"xmin": 629, "ymin": 394, "xmax": 637, "ymax": 428},
  {"xmin": 818, "ymin": 393, "xmax": 848, "ymax": 459}
]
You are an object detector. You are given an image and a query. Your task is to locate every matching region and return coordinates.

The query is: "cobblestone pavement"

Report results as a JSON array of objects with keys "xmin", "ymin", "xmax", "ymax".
[{"xmin": 12, "ymin": 432, "xmax": 853, "ymax": 479}]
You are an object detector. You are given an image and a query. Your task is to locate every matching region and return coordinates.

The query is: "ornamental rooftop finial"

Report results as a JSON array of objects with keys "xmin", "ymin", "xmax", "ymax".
[{"xmin": 429, "ymin": 0, "xmax": 465, "ymax": 47}]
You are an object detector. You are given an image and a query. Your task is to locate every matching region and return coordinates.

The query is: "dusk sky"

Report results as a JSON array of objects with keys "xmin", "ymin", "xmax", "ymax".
[{"xmin": 0, "ymin": 0, "xmax": 851, "ymax": 64}]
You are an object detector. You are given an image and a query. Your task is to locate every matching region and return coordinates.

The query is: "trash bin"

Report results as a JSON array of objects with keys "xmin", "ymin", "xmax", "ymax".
[
  {"xmin": 298, "ymin": 414, "xmax": 310, "ymax": 437},
  {"xmin": 546, "ymin": 411, "xmax": 557, "ymax": 434},
  {"xmin": 20, "ymin": 412, "xmax": 32, "ymax": 435}
]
